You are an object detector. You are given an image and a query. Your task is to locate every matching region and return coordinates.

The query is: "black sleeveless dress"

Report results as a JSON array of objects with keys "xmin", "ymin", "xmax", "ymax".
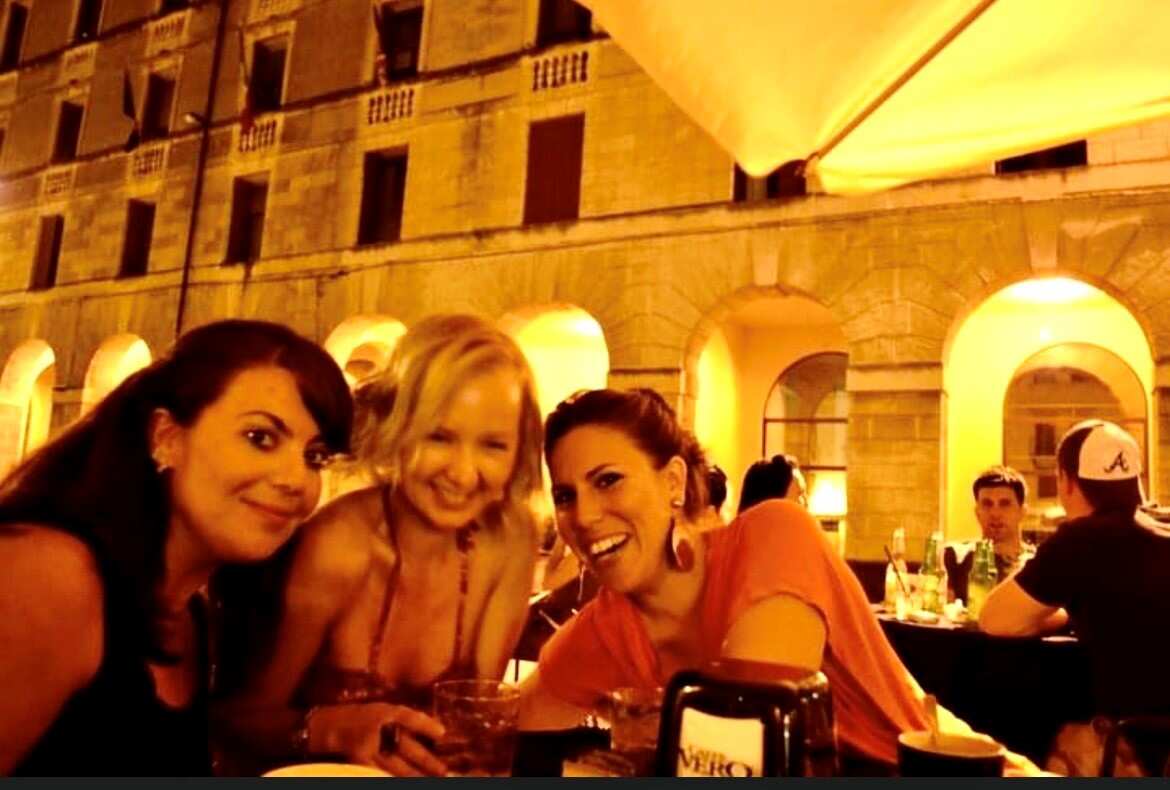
[{"xmin": 12, "ymin": 596, "xmax": 212, "ymax": 776}]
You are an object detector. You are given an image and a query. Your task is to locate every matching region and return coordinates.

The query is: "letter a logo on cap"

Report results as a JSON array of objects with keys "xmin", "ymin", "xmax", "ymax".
[
  {"xmin": 1104, "ymin": 451, "xmax": 1130, "ymax": 475},
  {"xmin": 1075, "ymin": 420, "xmax": 1142, "ymax": 482}
]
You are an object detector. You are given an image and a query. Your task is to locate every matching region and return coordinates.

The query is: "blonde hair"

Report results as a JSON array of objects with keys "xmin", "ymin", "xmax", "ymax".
[{"xmin": 350, "ymin": 314, "xmax": 543, "ymax": 533}]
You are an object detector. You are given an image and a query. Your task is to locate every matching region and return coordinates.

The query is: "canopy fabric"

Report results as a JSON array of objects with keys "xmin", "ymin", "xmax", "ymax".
[{"xmin": 579, "ymin": 0, "xmax": 1170, "ymax": 194}]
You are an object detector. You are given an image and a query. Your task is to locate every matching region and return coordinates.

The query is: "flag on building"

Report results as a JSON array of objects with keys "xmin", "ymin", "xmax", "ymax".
[
  {"xmin": 237, "ymin": 28, "xmax": 255, "ymax": 135},
  {"xmin": 122, "ymin": 69, "xmax": 140, "ymax": 152},
  {"xmin": 371, "ymin": 2, "xmax": 390, "ymax": 86}
]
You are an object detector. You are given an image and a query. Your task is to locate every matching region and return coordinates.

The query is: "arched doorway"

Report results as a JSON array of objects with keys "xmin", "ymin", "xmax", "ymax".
[
  {"xmin": 944, "ymin": 277, "xmax": 1154, "ymax": 540},
  {"xmin": 81, "ymin": 334, "xmax": 153, "ymax": 414},
  {"xmin": 692, "ymin": 294, "xmax": 847, "ymax": 535},
  {"xmin": 1003, "ymin": 343, "xmax": 1147, "ymax": 533},
  {"xmin": 501, "ymin": 305, "xmax": 609, "ymax": 419},
  {"xmin": 324, "ymin": 315, "xmax": 407, "ymax": 388},
  {"xmin": 763, "ymin": 352, "xmax": 849, "ymax": 521},
  {"xmin": 0, "ymin": 340, "xmax": 57, "ymax": 476},
  {"xmin": 502, "ymin": 304, "xmax": 610, "ymax": 577}
]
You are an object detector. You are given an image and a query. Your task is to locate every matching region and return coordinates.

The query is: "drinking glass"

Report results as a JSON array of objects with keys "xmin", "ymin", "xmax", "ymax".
[
  {"xmin": 433, "ymin": 679, "xmax": 520, "ymax": 777},
  {"xmin": 605, "ymin": 686, "xmax": 663, "ymax": 776}
]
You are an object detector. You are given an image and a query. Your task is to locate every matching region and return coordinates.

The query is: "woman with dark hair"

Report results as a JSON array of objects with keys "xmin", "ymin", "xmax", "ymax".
[
  {"xmin": 737, "ymin": 453, "xmax": 806, "ymax": 515},
  {"xmin": 219, "ymin": 315, "xmax": 543, "ymax": 776},
  {"xmin": 0, "ymin": 320, "xmax": 353, "ymax": 776},
  {"xmin": 517, "ymin": 388, "xmax": 1037, "ymax": 772}
]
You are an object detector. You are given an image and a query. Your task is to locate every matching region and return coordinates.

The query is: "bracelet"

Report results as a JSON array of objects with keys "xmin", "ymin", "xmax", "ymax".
[{"xmin": 291, "ymin": 705, "xmax": 322, "ymax": 758}]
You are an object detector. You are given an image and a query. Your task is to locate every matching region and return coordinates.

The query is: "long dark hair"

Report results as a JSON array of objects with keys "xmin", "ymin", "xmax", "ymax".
[
  {"xmin": 544, "ymin": 388, "xmax": 709, "ymax": 520},
  {"xmin": 738, "ymin": 454, "xmax": 799, "ymax": 515},
  {"xmin": 0, "ymin": 320, "xmax": 352, "ymax": 660}
]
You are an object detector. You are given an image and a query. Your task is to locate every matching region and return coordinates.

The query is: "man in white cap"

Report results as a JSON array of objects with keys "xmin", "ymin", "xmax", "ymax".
[{"xmin": 980, "ymin": 420, "xmax": 1170, "ymax": 760}]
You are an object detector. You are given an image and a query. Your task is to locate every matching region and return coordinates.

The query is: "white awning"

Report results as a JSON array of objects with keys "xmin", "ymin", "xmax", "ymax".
[{"xmin": 579, "ymin": 0, "xmax": 1170, "ymax": 193}]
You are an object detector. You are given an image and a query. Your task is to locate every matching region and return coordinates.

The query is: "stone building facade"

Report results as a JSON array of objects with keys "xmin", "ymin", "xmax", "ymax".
[{"xmin": 2, "ymin": 0, "xmax": 1170, "ymax": 560}]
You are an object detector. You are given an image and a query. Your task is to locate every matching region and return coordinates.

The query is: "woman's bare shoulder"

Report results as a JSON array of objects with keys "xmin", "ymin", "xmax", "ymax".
[
  {"xmin": 0, "ymin": 525, "xmax": 105, "ymax": 677},
  {"xmin": 290, "ymin": 488, "xmax": 384, "ymax": 590}
]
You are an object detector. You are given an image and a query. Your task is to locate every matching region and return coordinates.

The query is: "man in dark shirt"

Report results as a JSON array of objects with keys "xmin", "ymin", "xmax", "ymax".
[{"xmin": 980, "ymin": 420, "xmax": 1170, "ymax": 769}]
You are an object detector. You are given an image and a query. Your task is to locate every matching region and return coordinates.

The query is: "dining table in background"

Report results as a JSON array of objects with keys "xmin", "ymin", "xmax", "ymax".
[{"xmin": 877, "ymin": 612, "xmax": 1094, "ymax": 763}]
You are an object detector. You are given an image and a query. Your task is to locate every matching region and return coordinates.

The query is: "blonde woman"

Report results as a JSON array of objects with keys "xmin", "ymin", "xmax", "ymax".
[{"xmin": 219, "ymin": 315, "xmax": 542, "ymax": 776}]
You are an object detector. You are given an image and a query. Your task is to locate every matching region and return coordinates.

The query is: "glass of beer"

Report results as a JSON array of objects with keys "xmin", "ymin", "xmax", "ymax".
[
  {"xmin": 433, "ymin": 679, "xmax": 520, "ymax": 777},
  {"xmin": 605, "ymin": 686, "xmax": 663, "ymax": 776}
]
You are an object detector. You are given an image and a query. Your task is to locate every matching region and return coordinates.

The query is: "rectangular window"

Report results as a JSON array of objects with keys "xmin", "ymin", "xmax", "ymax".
[
  {"xmin": 378, "ymin": 3, "xmax": 422, "ymax": 80},
  {"xmin": 73, "ymin": 0, "xmax": 103, "ymax": 42},
  {"xmin": 523, "ymin": 114, "xmax": 584, "ymax": 225},
  {"xmin": 119, "ymin": 200, "xmax": 155, "ymax": 278},
  {"xmin": 358, "ymin": 150, "xmax": 408, "ymax": 245},
  {"xmin": 536, "ymin": 0, "xmax": 591, "ymax": 47},
  {"xmin": 226, "ymin": 176, "xmax": 268, "ymax": 263},
  {"xmin": 0, "ymin": 3, "xmax": 28, "ymax": 73},
  {"xmin": 251, "ymin": 37, "xmax": 288, "ymax": 113},
  {"xmin": 30, "ymin": 215, "xmax": 64, "ymax": 291},
  {"xmin": 159, "ymin": 0, "xmax": 188, "ymax": 11},
  {"xmin": 141, "ymin": 73, "xmax": 175, "ymax": 140},
  {"xmin": 52, "ymin": 101, "xmax": 84, "ymax": 164},
  {"xmin": 996, "ymin": 140, "xmax": 1087, "ymax": 174}
]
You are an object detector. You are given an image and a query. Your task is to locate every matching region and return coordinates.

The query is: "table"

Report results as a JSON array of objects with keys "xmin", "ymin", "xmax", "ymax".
[
  {"xmin": 512, "ymin": 728, "xmax": 610, "ymax": 776},
  {"xmin": 878, "ymin": 614, "xmax": 1094, "ymax": 763}
]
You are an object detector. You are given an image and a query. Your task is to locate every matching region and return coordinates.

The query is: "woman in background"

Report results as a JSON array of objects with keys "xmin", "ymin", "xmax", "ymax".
[
  {"xmin": 219, "ymin": 314, "xmax": 543, "ymax": 776},
  {"xmin": 738, "ymin": 453, "xmax": 806, "ymax": 515},
  {"xmin": 0, "ymin": 320, "xmax": 352, "ymax": 775}
]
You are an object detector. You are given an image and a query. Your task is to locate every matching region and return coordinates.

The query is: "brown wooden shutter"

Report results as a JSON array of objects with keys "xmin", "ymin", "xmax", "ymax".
[{"xmin": 523, "ymin": 114, "xmax": 584, "ymax": 225}]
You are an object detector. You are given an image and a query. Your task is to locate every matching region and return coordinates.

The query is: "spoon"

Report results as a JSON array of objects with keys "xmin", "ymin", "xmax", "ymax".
[{"xmin": 924, "ymin": 694, "xmax": 940, "ymax": 746}]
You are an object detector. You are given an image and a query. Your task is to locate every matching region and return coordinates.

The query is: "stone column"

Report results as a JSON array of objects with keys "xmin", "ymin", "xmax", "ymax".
[
  {"xmin": 1155, "ymin": 362, "xmax": 1170, "ymax": 503},
  {"xmin": 845, "ymin": 363, "xmax": 944, "ymax": 563}
]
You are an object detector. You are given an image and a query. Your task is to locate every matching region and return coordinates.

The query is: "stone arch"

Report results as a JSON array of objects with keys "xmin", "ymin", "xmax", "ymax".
[
  {"xmin": 499, "ymin": 303, "xmax": 610, "ymax": 419},
  {"xmin": 81, "ymin": 334, "xmax": 153, "ymax": 415},
  {"xmin": 943, "ymin": 276, "xmax": 1154, "ymax": 540},
  {"xmin": 682, "ymin": 284, "xmax": 847, "ymax": 531},
  {"xmin": 323, "ymin": 315, "xmax": 407, "ymax": 388},
  {"xmin": 0, "ymin": 339, "xmax": 57, "ymax": 475}
]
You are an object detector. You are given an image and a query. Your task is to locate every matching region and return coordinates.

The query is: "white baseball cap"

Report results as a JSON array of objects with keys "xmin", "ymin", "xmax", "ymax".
[{"xmin": 1069, "ymin": 420, "xmax": 1142, "ymax": 481}]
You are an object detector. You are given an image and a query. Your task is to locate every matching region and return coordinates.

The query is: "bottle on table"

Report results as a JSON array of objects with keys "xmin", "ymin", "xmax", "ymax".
[
  {"xmin": 919, "ymin": 530, "xmax": 947, "ymax": 615},
  {"xmin": 883, "ymin": 527, "xmax": 910, "ymax": 619},
  {"xmin": 965, "ymin": 540, "xmax": 999, "ymax": 620}
]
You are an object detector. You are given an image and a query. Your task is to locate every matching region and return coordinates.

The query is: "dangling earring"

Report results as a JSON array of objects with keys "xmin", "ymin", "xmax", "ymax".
[
  {"xmin": 576, "ymin": 560, "xmax": 589, "ymax": 604},
  {"xmin": 667, "ymin": 496, "xmax": 694, "ymax": 572}
]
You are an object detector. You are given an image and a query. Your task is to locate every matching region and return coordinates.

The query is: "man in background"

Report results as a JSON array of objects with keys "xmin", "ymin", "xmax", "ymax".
[{"xmin": 981, "ymin": 420, "xmax": 1170, "ymax": 775}]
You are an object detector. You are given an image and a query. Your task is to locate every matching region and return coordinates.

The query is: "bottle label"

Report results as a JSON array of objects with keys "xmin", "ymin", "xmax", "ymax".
[{"xmin": 676, "ymin": 708, "xmax": 764, "ymax": 777}]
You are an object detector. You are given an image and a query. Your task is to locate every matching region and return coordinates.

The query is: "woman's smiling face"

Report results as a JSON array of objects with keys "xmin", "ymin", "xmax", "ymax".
[
  {"xmin": 157, "ymin": 365, "xmax": 330, "ymax": 564},
  {"xmin": 549, "ymin": 423, "xmax": 684, "ymax": 595},
  {"xmin": 397, "ymin": 365, "xmax": 524, "ymax": 531}
]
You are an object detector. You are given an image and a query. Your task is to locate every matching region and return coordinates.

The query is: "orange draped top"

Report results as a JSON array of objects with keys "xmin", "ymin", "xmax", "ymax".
[{"xmin": 538, "ymin": 500, "xmax": 929, "ymax": 765}]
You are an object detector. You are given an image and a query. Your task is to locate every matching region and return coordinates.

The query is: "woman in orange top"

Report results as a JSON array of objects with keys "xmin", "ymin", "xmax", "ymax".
[{"xmin": 518, "ymin": 388, "xmax": 955, "ymax": 770}]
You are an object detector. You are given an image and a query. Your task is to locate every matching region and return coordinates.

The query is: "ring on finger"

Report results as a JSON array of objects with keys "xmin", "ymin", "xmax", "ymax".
[{"xmin": 379, "ymin": 722, "xmax": 400, "ymax": 754}]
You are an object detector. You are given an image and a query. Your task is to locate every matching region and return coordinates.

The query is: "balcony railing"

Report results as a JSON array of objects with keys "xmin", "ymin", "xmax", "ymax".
[
  {"xmin": 366, "ymin": 85, "xmax": 416, "ymax": 126},
  {"xmin": 59, "ymin": 43, "xmax": 97, "ymax": 86},
  {"xmin": 145, "ymin": 9, "xmax": 191, "ymax": 57},
  {"xmin": 237, "ymin": 115, "xmax": 281, "ymax": 154},
  {"xmin": 531, "ymin": 45, "xmax": 591, "ymax": 92},
  {"xmin": 249, "ymin": 0, "xmax": 301, "ymax": 21},
  {"xmin": 131, "ymin": 142, "xmax": 168, "ymax": 178},
  {"xmin": 42, "ymin": 165, "xmax": 76, "ymax": 199}
]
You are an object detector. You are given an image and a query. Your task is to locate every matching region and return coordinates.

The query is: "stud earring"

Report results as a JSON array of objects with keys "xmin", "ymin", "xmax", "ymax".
[{"xmin": 671, "ymin": 496, "xmax": 685, "ymax": 509}]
